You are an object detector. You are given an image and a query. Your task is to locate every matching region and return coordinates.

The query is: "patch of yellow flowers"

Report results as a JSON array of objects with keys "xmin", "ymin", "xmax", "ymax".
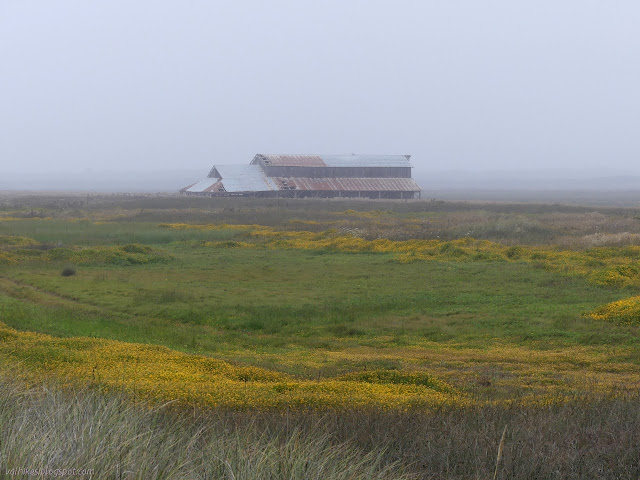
[
  {"xmin": 0, "ymin": 322, "xmax": 465, "ymax": 410},
  {"xmin": 588, "ymin": 296, "xmax": 640, "ymax": 324},
  {"xmin": 159, "ymin": 223, "xmax": 640, "ymax": 288},
  {"xmin": 3, "ymin": 320, "xmax": 637, "ymax": 410},
  {"xmin": 0, "ymin": 237, "xmax": 171, "ymax": 266},
  {"xmin": 0, "ymin": 216, "xmax": 54, "ymax": 221}
]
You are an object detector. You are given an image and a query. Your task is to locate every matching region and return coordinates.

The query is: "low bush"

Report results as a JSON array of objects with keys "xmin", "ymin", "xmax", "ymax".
[{"xmin": 61, "ymin": 265, "xmax": 76, "ymax": 277}]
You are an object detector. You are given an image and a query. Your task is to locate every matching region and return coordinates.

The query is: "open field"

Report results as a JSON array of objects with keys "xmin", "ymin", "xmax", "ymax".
[{"xmin": 2, "ymin": 194, "xmax": 640, "ymax": 478}]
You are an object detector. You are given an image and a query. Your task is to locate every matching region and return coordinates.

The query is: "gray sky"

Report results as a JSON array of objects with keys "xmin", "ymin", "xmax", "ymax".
[{"xmin": 2, "ymin": 1, "xmax": 640, "ymax": 178}]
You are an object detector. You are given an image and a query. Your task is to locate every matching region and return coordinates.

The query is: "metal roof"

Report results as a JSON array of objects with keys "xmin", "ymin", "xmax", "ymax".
[
  {"xmin": 253, "ymin": 154, "xmax": 412, "ymax": 168},
  {"xmin": 184, "ymin": 179, "xmax": 227, "ymax": 193},
  {"xmin": 272, "ymin": 177, "xmax": 421, "ymax": 192},
  {"xmin": 255, "ymin": 154, "xmax": 325, "ymax": 167},
  {"xmin": 216, "ymin": 165, "xmax": 279, "ymax": 192},
  {"xmin": 186, "ymin": 165, "xmax": 279, "ymax": 193},
  {"xmin": 184, "ymin": 154, "xmax": 420, "ymax": 194},
  {"xmin": 322, "ymin": 155, "xmax": 412, "ymax": 167},
  {"xmin": 184, "ymin": 178, "xmax": 223, "ymax": 193}
]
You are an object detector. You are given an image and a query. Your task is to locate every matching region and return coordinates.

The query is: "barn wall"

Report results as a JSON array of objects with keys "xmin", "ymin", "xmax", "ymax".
[{"xmin": 184, "ymin": 190, "xmax": 417, "ymax": 199}]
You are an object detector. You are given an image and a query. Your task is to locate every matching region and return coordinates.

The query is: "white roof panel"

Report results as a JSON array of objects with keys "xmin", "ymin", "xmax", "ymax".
[
  {"xmin": 185, "ymin": 178, "xmax": 220, "ymax": 193},
  {"xmin": 214, "ymin": 165, "xmax": 278, "ymax": 192}
]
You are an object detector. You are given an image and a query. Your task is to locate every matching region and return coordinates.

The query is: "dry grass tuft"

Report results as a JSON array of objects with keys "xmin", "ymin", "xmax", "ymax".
[{"xmin": 580, "ymin": 232, "xmax": 640, "ymax": 247}]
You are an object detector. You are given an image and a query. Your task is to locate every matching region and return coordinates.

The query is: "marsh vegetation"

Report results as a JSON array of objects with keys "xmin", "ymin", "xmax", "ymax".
[{"xmin": 1, "ymin": 194, "xmax": 640, "ymax": 478}]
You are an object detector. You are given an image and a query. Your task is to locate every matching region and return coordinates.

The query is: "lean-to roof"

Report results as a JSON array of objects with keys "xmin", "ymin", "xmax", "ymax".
[{"xmin": 184, "ymin": 164, "xmax": 278, "ymax": 193}]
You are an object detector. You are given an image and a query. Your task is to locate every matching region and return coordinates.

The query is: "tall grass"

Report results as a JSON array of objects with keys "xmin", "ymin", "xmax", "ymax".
[
  {"xmin": 0, "ymin": 371, "xmax": 409, "ymax": 480},
  {"xmin": 2, "ymin": 370, "xmax": 640, "ymax": 479}
]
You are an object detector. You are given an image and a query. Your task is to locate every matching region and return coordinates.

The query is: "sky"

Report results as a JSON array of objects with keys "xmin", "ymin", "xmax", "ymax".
[{"xmin": 2, "ymin": 1, "xmax": 640, "ymax": 182}]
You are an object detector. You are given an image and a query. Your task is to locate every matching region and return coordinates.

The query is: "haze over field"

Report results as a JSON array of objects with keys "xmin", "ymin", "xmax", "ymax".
[{"xmin": 2, "ymin": 1, "xmax": 640, "ymax": 192}]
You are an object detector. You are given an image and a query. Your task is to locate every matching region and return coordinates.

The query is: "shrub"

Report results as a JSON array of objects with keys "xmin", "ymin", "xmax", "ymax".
[
  {"xmin": 121, "ymin": 243, "xmax": 153, "ymax": 254},
  {"xmin": 61, "ymin": 265, "xmax": 76, "ymax": 277},
  {"xmin": 505, "ymin": 246, "xmax": 523, "ymax": 259}
]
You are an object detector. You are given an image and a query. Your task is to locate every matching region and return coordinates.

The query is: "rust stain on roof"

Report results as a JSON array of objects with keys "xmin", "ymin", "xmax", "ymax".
[
  {"xmin": 203, "ymin": 180, "xmax": 225, "ymax": 193},
  {"xmin": 273, "ymin": 177, "xmax": 421, "ymax": 192},
  {"xmin": 261, "ymin": 155, "xmax": 326, "ymax": 167}
]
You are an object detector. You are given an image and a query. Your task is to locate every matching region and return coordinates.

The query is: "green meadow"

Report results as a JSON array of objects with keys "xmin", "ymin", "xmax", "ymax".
[{"xmin": 2, "ymin": 194, "xmax": 640, "ymax": 478}]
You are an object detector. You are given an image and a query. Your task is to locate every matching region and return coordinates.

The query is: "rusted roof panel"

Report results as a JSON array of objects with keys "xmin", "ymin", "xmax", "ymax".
[
  {"xmin": 321, "ymin": 155, "xmax": 411, "ymax": 167},
  {"xmin": 259, "ymin": 155, "xmax": 326, "ymax": 167},
  {"xmin": 184, "ymin": 178, "xmax": 222, "ymax": 193},
  {"xmin": 273, "ymin": 177, "xmax": 421, "ymax": 192},
  {"xmin": 180, "ymin": 182, "xmax": 197, "ymax": 192},
  {"xmin": 203, "ymin": 180, "xmax": 224, "ymax": 193},
  {"xmin": 254, "ymin": 154, "xmax": 412, "ymax": 167}
]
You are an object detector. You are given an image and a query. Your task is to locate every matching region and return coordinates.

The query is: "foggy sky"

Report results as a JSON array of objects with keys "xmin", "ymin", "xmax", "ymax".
[{"xmin": 2, "ymin": 1, "xmax": 640, "ymax": 179}]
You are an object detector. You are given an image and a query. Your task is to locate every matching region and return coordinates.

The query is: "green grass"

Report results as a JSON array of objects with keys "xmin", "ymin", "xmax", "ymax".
[
  {"xmin": 0, "ymin": 219, "xmax": 240, "ymax": 245},
  {"xmin": 4, "ymin": 195, "xmax": 640, "ymax": 477},
  {"xmin": 0, "ymin": 244, "xmax": 634, "ymax": 374},
  {"xmin": 2, "ymin": 197, "xmax": 640, "ymax": 383}
]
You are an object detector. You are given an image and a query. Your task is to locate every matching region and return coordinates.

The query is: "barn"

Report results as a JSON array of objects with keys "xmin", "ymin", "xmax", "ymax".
[{"xmin": 180, "ymin": 154, "xmax": 422, "ymax": 199}]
